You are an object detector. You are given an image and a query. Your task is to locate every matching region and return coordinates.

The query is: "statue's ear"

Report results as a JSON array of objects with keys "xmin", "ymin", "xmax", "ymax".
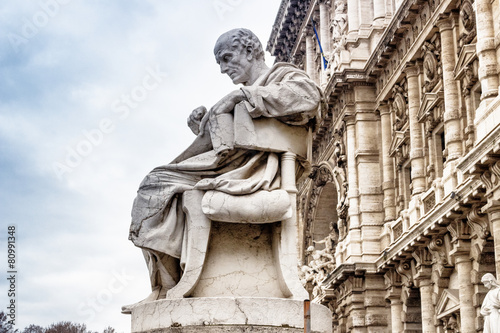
[{"xmin": 246, "ymin": 45, "xmax": 254, "ymax": 60}]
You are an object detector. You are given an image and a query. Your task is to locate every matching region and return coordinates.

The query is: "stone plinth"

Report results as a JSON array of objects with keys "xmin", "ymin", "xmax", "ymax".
[{"xmin": 130, "ymin": 297, "xmax": 332, "ymax": 333}]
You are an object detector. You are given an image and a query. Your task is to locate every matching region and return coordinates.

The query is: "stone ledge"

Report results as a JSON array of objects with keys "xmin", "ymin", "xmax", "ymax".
[
  {"xmin": 130, "ymin": 297, "xmax": 332, "ymax": 333},
  {"xmin": 133, "ymin": 326, "xmax": 312, "ymax": 333}
]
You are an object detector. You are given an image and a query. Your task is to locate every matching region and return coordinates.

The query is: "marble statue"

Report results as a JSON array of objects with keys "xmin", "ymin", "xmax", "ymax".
[
  {"xmin": 123, "ymin": 28, "xmax": 322, "ymax": 314},
  {"xmin": 481, "ymin": 273, "xmax": 500, "ymax": 333}
]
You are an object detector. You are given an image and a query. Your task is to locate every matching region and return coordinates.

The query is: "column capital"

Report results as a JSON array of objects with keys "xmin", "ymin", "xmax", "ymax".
[
  {"xmin": 436, "ymin": 13, "xmax": 458, "ymax": 32},
  {"xmin": 378, "ymin": 103, "xmax": 391, "ymax": 115},
  {"xmin": 447, "ymin": 219, "xmax": 471, "ymax": 242},
  {"xmin": 344, "ymin": 115, "xmax": 356, "ymax": 126},
  {"xmin": 482, "ymin": 200, "xmax": 500, "ymax": 214},
  {"xmin": 302, "ymin": 26, "xmax": 313, "ymax": 37},
  {"xmin": 412, "ymin": 247, "xmax": 433, "ymax": 280},
  {"xmin": 403, "ymin": 62, "xmax": 422, "ymax": 78}
]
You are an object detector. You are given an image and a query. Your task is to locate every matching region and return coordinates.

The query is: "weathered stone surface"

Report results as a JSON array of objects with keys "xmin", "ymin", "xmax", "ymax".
[{"xmin": 131, "ymin": 298, "xmax": 332, "ymax": 333}]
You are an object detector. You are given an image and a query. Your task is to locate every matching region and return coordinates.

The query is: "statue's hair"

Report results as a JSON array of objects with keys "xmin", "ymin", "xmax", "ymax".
[
  {"xmin": 481, "ymin": 273, "xmax": 500, "ymax": 288},
  {"xmin": 214, "ymin": 28, "xmax": 265, "ymax": 60}
]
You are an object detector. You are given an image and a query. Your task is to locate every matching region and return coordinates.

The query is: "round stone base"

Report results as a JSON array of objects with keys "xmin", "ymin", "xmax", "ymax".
[{"xmin": 130, "ymin": 297, "xmax": 331, "ymax": 333}]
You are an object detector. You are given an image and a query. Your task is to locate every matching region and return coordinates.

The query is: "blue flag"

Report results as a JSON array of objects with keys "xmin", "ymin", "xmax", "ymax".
[{"xmin": 311, "ymin": 18, "xmax": 328, "ymax": 70}]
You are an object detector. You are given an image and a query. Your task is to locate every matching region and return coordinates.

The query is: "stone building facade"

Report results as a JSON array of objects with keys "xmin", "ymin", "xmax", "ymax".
[{"xmin": 267, "ymin": 0, "xmax": 500, "ymax": 331}]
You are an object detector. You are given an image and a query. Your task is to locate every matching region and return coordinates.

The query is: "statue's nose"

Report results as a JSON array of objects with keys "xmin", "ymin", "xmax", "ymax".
[{"xmin": 220, "ymin": 62, "xmax": 228, "ymax": 74}]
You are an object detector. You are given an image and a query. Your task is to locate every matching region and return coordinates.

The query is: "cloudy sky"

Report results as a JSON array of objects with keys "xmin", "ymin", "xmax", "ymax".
[{"xmin": 0, "ymin": 1, "xmax": 282, "ymax": 331}]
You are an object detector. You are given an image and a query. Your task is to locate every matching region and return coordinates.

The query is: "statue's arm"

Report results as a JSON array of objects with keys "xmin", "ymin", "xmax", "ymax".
[{"xmin": 240, "ymin": 71, "xmax": 321, "ymax": 123}]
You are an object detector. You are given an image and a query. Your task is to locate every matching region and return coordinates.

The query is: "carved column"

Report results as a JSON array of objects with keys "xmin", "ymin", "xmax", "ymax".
[
  {"xmin": 436, "ymin": 17, "xmax": 463, "ymax": 162},
  {"xmin": 345, "ymin": 115, "xmax": 362, "ymax": 260},
  {"xmin": 347, "ymin": 0, "xmax": 359, "ymax": 34},
  {"xmin": 379, "ymin": 103, "xmax": 397, "ymax": 222},
  {"xmin": 404, "ymin": 63, "xmax": 426, "ymax": 195},
  {"xmin": 485, "ymin": 203, "xmax": 500, "ymax": 276},
  {"xmin": 448, "ymin": 220, "xmax": 475, "ymax": 333},
  {"xmin": 413, "ymin": 248, "xmax": 436, "ymax": 333},
  {"xmin": 481, "ymin": 161, "xmax": 500, "ymax": 276},
  {"xmin": 319, "ymin": 0, "xmax": 331, "ymax": 55},
  {"xmin": 354, "ymin": 84, "xmax": 384, "ymax": 261},
  {"xmin": 474, "ymin": 0, "xmax": 499, "ymax": 105},
  {"xmin": 358, "ymin": 0, "xmax": 374, "ymax": 29},
  {"xmin": 385, "ymin": 270, "xmax": 404, "ymax": 333},
  {"xmin": 305, "ymin": 29, "xmax": 317, "ymax": 83},
  {"xmin": 373, "ymin": 0, "xmax": 385, "ymax": 24}
]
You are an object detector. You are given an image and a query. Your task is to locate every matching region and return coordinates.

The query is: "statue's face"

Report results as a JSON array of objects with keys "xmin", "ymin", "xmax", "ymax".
[
  {"xmin": 215, "ymin": 39, "xmax": 254, "ymax": 85},
  {"xmin": 484, "ymin": 280, "xmax": 492, "ymax": 290}
]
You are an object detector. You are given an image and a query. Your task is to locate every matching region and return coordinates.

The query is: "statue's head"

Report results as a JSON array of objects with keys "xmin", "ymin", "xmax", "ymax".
[
  {"xmin": 481, "ymin": 273, "xmax": 500, "ymax": 290},
  {"xmin": 214, "ymin": 28, "xmax": 265, "ymax": 86}
]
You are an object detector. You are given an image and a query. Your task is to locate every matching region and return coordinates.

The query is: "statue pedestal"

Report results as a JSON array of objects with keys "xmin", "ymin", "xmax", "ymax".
[{"xmin": 130, "ymin": 297, "xmax": 332, "ymax": 333}]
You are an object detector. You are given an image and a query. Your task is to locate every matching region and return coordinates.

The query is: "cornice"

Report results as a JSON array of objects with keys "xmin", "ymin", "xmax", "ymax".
[
  {"xmin": 374, "ymin": 177, "xmax": 483, "ymax": 270},
  {"xmin": 456, "ymin": 115, "xmax": 500, "ymax": 174},
  {"xmin": 322, "ymin": 262, "xmax": 378, "ymax": 287}
]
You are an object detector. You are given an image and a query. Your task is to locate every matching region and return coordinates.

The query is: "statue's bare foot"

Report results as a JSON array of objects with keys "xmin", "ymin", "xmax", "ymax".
[{"xmin": 121, "ymin": 286, "xmax": 162, "ymax": 314}]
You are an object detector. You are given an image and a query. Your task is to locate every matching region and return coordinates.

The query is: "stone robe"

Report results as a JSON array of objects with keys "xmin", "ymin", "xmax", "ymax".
[
  {"xmin": 481, "ymin": 287, "xmax": 500, "ymax": 333},
  {"xmin": 128, "ymin": 62, "xmax": 321, "ymax": 290}
]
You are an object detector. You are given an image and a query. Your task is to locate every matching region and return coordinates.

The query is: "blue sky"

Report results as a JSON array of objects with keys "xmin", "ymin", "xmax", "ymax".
[{"xmin": 0, "ymin": 1, "xmax": 282, "ymax": 331}]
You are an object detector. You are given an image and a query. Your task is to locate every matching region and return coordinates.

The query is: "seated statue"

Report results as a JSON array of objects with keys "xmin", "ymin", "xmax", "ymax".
[{"xmin": 124, "ymin": 28, "xmax": 322, "ymax": 312}]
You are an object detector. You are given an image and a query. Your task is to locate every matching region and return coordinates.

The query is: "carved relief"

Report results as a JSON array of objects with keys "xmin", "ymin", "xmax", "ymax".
[
  {"xmin": 392, "ymin": 84, "xmax": 408, "ymax": 131},
  {"xmin": 305, "ymin": 163, "xmax": 337, "ymax": 251},
  {"xmin": 459, "ymin": 0, "xmax": 476, "ymax": 48},
  {"xmin": 422, "ymin": 41, "xmax": 442, "ymax": 93},
  {"xmin": 397, "ymin": 261, "xmax": 414, "ymax": 287},
  {"xmin": 480, "ymin": 161, "xmax": 500, "ymax": 194},
  {"xmin": 467, "ymin": 205, "xmax": 490, "ymax": 239},
  {"xmin": 329, "ymin": 0, "xmax": 347, "ymax": 72},
  {"xmin": 447, "ymin": 219, "xmax": 471, "ymax": 241}
]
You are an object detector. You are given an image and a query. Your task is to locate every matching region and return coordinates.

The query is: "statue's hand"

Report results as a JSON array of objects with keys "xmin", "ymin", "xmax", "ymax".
[
  {"xmin": 209, "ymin": 90, "xmax": 246, "ymax": 116},
  {"xmin": 187, "ymin": 106, "xmax": 207, "ymax": 135}
]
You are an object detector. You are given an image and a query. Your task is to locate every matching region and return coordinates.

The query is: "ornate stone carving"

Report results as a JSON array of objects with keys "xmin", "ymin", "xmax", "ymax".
[
  {"xmin": 459, "ymin": 0, "xmax": 476, "ymax": 48},
  {"xmin": 302, "ymin": 245, "xmax": 336, "ymax": 298},
  {"xmin": 422, "ymin": 41, "xmax": 442, "ymax": 93},
  {"xmin": 397, "ymin": 261, "xmax": 414, "ymax": 287},
  {"xmin": 428, "ymin": 237, "xmax": 448, "ymax": 265},
  {"xmin": 392, "ymin": 84, "xmax": 408, "ymax": 131},
  {"xmin": 467, "ymin": 205, "xmax": 490, "ymax": 239},
  {"xmin": 447, "ymin": 219, "xmax": 471, "ymax": 241},
  {"xmin": 328, "ymin": 0, "xmax": 347, "ymax": 72},
  {"xmin": 305, "ymin": 163, "xmax": 337, "ymax": 249}
]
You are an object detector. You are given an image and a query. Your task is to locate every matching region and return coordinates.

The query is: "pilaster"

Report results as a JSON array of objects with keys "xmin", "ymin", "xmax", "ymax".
[{"xmin": 353, "ymin": 84, "xmax": 384, "ymax": 261}]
